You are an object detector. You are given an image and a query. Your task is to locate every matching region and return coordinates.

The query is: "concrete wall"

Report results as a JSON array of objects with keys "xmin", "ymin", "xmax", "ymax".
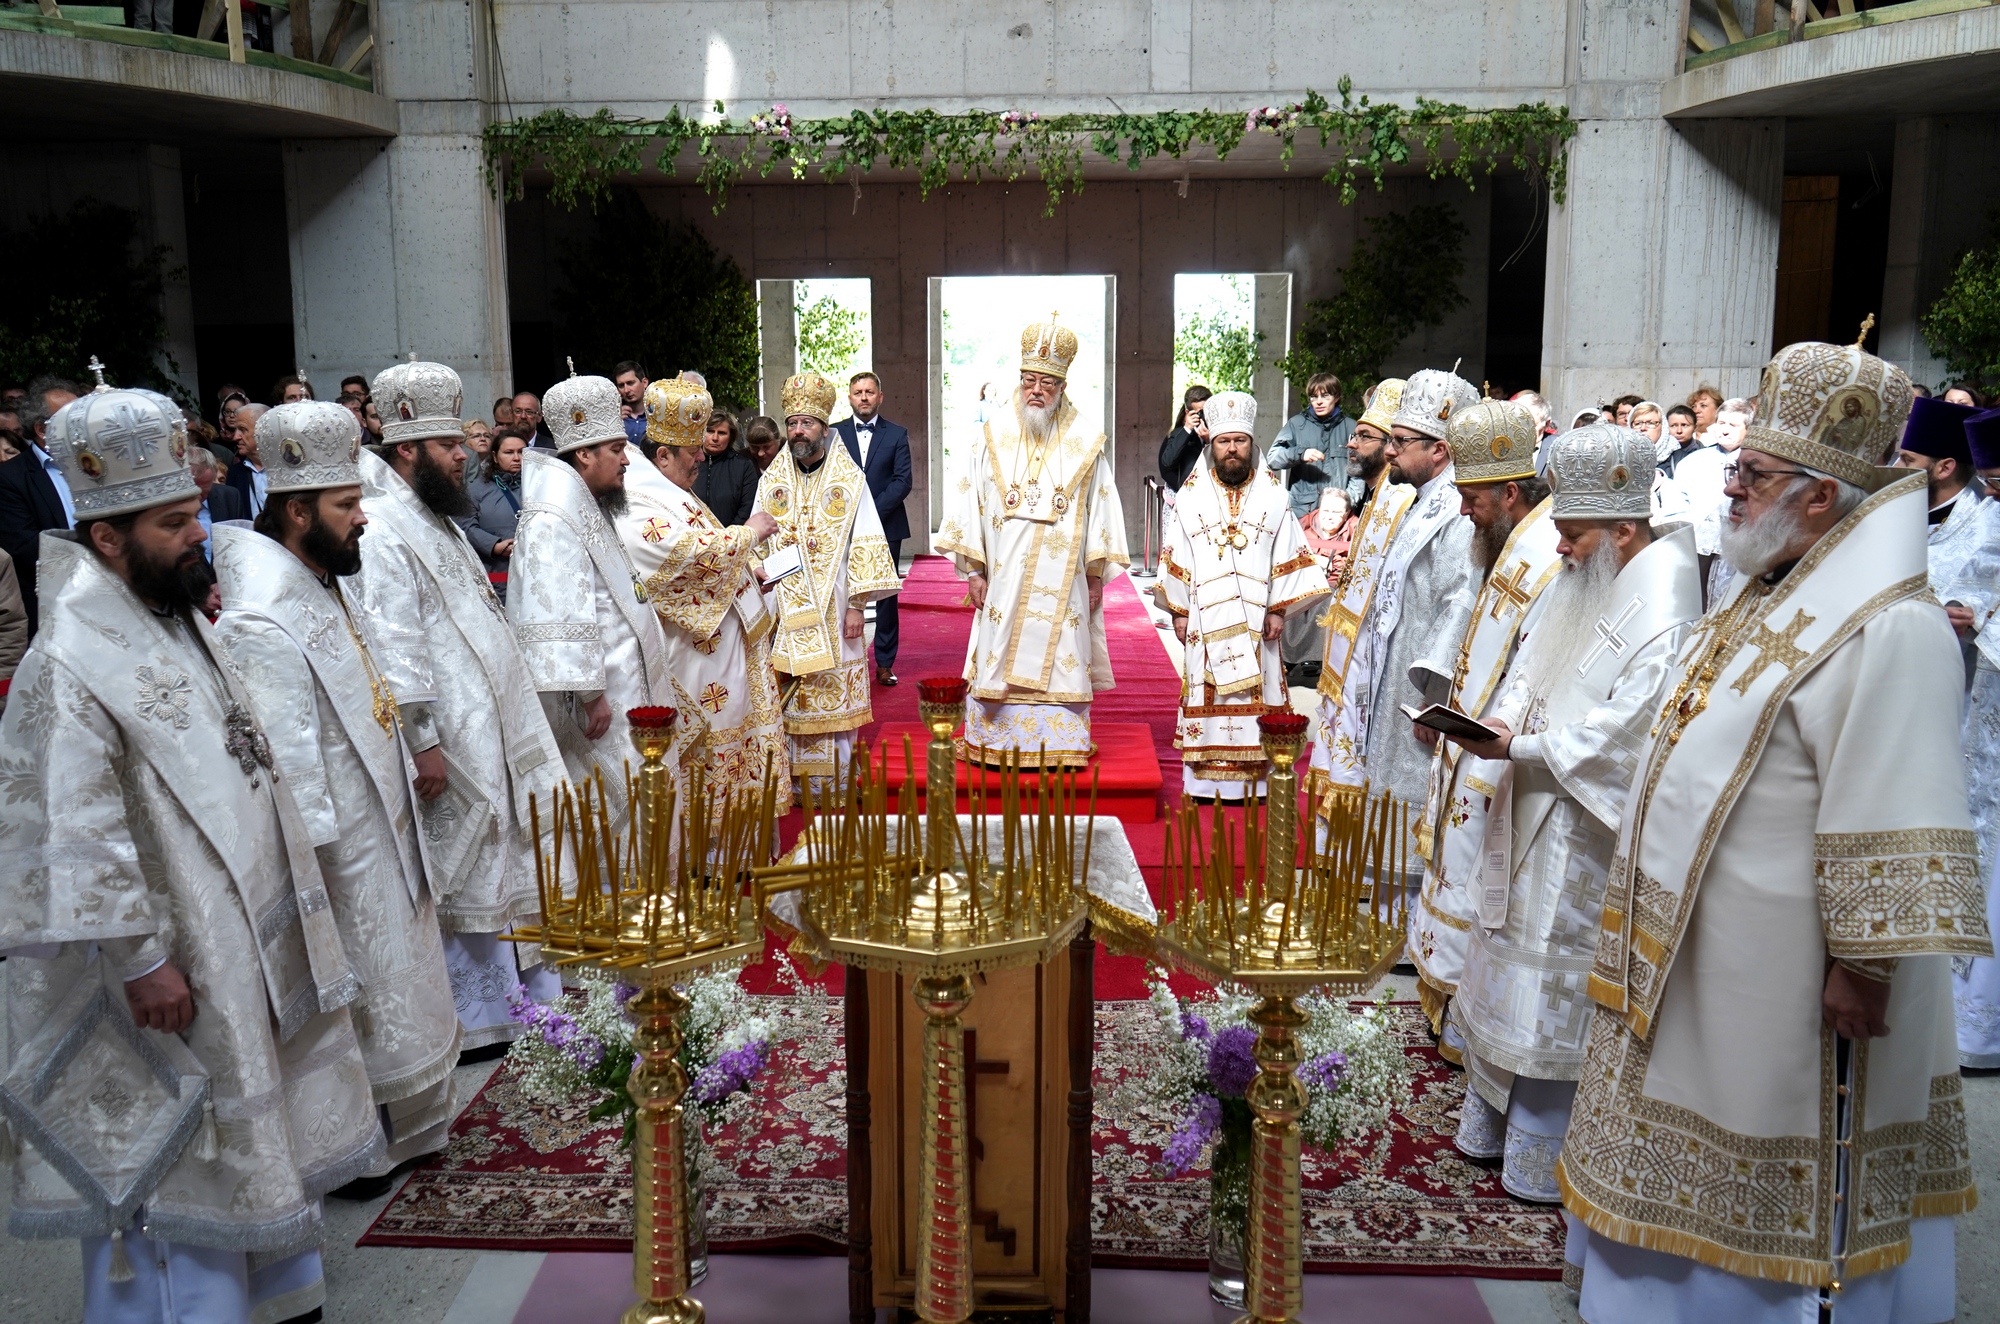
[
  {"xmin": 507, "ymin": 173, "xmax": 1492, "ymax": 551},
  {"xmin": 0, "ymin": 141, "xmax": 200, "ymax": 396},
  {"xmin": 1878, "ymin": 115, "xmax": 2000, "ymax": 391},
  {"xmin": 487, "ymin": 0, "xmax": 1569, "ymax": 116}
]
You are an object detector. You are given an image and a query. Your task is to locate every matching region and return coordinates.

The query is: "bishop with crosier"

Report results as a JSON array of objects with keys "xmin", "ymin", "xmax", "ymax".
[{"xmin": 938, "ymin": 315, "xmax": 1129, "ymax": 767}]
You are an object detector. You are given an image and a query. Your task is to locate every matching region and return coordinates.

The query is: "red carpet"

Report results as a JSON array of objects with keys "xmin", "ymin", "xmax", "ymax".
[
  {"xmin": 358, "ymin": 995, "xmax": 1564, "ymax": 1279},
  {"xmin": 867, "ymin": 720, "xmax": 1162, "ymax": 824}
]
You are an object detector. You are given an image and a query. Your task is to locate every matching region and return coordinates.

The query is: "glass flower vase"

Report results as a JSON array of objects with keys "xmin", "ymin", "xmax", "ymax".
[{"xmin": 1206, "ymin": 1112, "xmax": 1253, "ymax": 1307}]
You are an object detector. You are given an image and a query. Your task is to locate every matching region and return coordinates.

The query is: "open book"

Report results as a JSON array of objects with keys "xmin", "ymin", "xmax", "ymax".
[
  {"xmin": 760, "ymin": 542, "xmax": 805, "ymax": 586},
  {"xmin": 1400, "ymin": 703, "xmax": 1501, "ymax": 743}
]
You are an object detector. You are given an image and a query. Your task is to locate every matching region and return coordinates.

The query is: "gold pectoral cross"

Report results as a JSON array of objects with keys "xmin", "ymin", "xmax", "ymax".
[
  {"xmin": 1730, "ymin": 608, "xmax": 1817, "ymax": 695},
  {"xmin": 1487, "ymin": 559, "xmax": 1533, "ymax": 620}
]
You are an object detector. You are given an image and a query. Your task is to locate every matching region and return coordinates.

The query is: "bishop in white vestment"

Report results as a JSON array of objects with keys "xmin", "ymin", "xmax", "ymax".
[
  {"xmin": 1956, "ymin": 408, "xmax": 2000, "ymax": 1068},
  {"xmin": 619, "ymin": 377, "xmax": 790, "ymax": 802},
  {"xmin": 350, "ymin": 361, "xmax": 567, "ymax": 1049},
  {"xmin": 752, "ymin": 374, "xmax": 902, "ymax": 789},
  {"xmin": 213, "ymin": 401, "xmax": 461, "ymax": 1184},
  {"xmin": 1439, "ymin": 424, "xmax": 1702, "ymax": 1206},
  {"xmin": 1157, "ymin": 391, "xmax": 1329, "ymax": 797},
  {"xmin": 937, "ymin": 318, "xmax": 1129, "ymax": 768},
  {"xmin": 1309, "ymin": 369, "xmax": 1480, "ymax": 886},
  {"xmin": 510, "ymin": 371, "xmax": 690, "ymax": 832},
  {"xmin": 1, "ymin": 389, "xmax": 378, "ymax": 1323},
  {"xmin": 1408, "ymin": 399, "xmax": 1562, "ymax": 1054},
  {"xmin": 1562, "ymin": 343, "xmax": 1989, "ymax": 1323}
]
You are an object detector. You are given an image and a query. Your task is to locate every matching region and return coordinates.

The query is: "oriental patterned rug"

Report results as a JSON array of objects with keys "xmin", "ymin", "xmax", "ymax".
[{"xmin": 358, "ymin": 996, "xmax": 1564, "ymax": 1278}]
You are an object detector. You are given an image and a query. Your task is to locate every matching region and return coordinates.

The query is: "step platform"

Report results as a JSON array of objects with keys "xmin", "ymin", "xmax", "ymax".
[{"xmin": 862, "ymin": 721, "xmax": 1162, "ymax": 825}]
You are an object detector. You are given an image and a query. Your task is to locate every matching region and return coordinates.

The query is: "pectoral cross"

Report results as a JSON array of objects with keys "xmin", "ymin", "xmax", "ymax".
[
  {"xmin": 1486, "ymin": 560, "xmax": 1534, "ymax": 620},
  {"xmin": 1576, "ymin": 596, "xmax": 1645, "ymax": 677},
  {"xmin": 1730, "ymin": 608, "xmax": 1817, "ymax": 695}
]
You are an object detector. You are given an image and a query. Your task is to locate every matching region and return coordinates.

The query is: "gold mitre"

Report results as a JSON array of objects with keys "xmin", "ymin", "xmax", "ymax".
[
  {"xmin": 1746, "ymin": 332, "xmax": 1914, "ymax": 493},
  {"xmin": 1447, "ymin": 399, "xmax": 1539, "ymax": 485},
  {"xmin": 1020, "ymin": 314, "xmax": 1079, "ymax": 380},
  {"xmin": 1358, "ymin": 378, "xmax": 1405, "ymax": 434},
  {"xmin": 780, "ymin": 373, "xmax": 837, "ymax": 424},
  {"xmin": 645, "ymin": 378, "xmax": 712, "ymax": 449}
]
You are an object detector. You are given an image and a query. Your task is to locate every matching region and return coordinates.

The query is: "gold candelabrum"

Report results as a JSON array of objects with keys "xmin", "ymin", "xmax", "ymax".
[
  {"xmin": 754, "ymin": 677, "xmax": 1095, "ymax": 1324},
  {"xmin": 505, "ymin": 705, "xmax": 772, "ymax": 1324},
  {"xmin": 1155, "ymin": 712, "xmax": 1407, "ymax": 1324}
]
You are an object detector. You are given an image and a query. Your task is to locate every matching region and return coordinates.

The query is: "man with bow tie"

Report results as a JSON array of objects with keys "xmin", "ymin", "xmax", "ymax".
[{"xmin": 833, "ymin": 372, "xmax": 911, "ymax": 686}]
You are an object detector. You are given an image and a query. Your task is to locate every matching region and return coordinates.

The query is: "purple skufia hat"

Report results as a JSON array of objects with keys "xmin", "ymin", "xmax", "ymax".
[
  {"xmin": 1967, "ymin": 407, "xmax": 2000, "ymax": 470},
  {"xmin": 1901, "ymin": 395, "xmax": 1976, "ymax": 464}
]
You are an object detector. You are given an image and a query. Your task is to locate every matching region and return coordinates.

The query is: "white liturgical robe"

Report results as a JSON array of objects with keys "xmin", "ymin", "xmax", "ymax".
[
  {"xmin": 1410, "ymin": 499, "xmax": 1563, "ymax": 1044},
  {"xmin": 752, "ymin": 439, "xmax": 901, "ymax": 784},
  {"xmin": 937, "ymin": 393, "xmax": 1128, "ymax": 768},
  {"xmin": 0, "ymin": 535, "xmax": 380, "ymax": 1274},
  {"xmin": 1562, "ymin": 478, "xmax": 1990, "ymax": 1314},
  {"xmin": 1449, "ymin": 527, "xmax": 1702, "ymax": 1203},
  {"xmin": 349, "ymin": 449, "xmax": 567, "ymax": 1047},
  {"xmin": 1159, "ymin": 456, "xmax": 1329, "ymax": 797},
  {"xmin": 213, "ymin": 526, "xmax": 461, "ymax": 1170},
  {"xmin": 618, "ymin": 449, "xmax": 790, "ymax": 801}
]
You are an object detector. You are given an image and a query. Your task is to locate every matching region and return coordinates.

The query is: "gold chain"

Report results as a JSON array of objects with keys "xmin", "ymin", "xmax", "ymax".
[
  {"xmin": 333, "ymin": 585, "xmax": 401, "ymax": 738},
  {"xmin": 1653, "ymin": 578, "xmax": 1772, "ymax": 745}
]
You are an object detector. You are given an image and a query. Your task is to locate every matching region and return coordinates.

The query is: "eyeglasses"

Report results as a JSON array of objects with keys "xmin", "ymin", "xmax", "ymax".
[
  {"xmin": 1723, "ymin": 461, "xmax": 1812, "ymax": 489},
  {"xmin": 1980, "ymin": 475, "xmax": 2000, "ymax": 498}
]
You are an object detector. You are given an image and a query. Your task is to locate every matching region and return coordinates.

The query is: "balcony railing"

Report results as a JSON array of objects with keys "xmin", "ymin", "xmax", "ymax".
[
  {"xmin": 0, "ymin": 0, "xmax": 373, "ymax": 90},
  {"xmin": 1685, "ymin": 0, "xmax": 2000, "ymax": 69}
]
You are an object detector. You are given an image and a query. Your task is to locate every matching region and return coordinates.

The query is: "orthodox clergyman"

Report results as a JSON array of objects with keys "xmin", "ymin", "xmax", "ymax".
[
  {"xmin": 1158, "ymin": 390, "xmax": 1330, "ymax": 797},
  {"xmin": 213, "ymin": 401, "xmax": 462, "ymax": 1200},
  {"xmin": 1957, "ymin": 406, "xmax": 2000, "ymax": 1069},
  {"xmin": 618, "ymin": 377, "xmax": 790, "ymax": 801},
  {"xmin": 510, "ymin": 368, "xmax": 688, "ymax": 831},
  {"xmin": 1561, "ymin": 341, "xmax": 1990, "ymax": 1321},
  {"xmin": 1408, "ymin": 399, "xmax": 1561, "ymax": 1060},
  {"xmin": 0, "ymin": 385, "xmax": 377, "ymax": 1322},
  {"xmin": 937, "ymin": 317, "xmax": 1129, "ymax": 767},
  {"xmin": 751, "ymin": 373, "xmax": 901, "ymax": 791},
  {"xmin": 1308, "ymin": 369, "xmax": 1479, "ymax": 886},
  {"xmin": 350, "ymin": 359, "xmax": 567, "ymax": 1049},
  {"xmin": 1438, "ymin": 423, "xmax": 1702, "ymax": 1207}
]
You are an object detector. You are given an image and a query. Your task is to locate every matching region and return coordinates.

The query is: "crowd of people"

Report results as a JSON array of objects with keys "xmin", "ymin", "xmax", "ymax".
[
  {"xmin": 1156, "ymin": 346, "xmax": 1998, "ymax": 1323},
  {"xmin": 0, "ymin": 313, "xmax": 1994, "ymax": 1324}
]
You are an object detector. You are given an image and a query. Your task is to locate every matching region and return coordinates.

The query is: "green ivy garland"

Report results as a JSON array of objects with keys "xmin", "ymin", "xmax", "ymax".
[{"xmin": 485, "ymin": 77, "xmax": 1575, "ymax": 216}]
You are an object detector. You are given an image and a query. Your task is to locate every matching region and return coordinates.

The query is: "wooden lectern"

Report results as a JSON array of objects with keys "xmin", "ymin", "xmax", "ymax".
[{"xmin": 846, "ymin": 925, "xmax": 1095, "ymax": 1323}]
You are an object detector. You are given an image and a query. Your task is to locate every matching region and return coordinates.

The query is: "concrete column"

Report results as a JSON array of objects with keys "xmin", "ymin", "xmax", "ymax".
[
  {"xmin": 1542, "ymin": 0, "xmax": 1783, "ymax": 412},
  {"xmin": 1252, "ymin": 271, "xmax": 1291, "ymax": 450},
  {"xmin": 282, "ymin": 0, "xmax": 511, "ymax": 411},
  {"xmin": 759, "ymin": 278, "xmax": 798, "ymax": 416},
  {"xmin": 144, "ymin": 145, "xmax": 200, "ymax": 399},
  {"xmin": 1879, "ymin": 115, "xmax": 2000, "ymax": 390}
]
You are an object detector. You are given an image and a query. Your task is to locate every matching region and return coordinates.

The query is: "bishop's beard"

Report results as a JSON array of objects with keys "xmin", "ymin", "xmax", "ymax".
[
  {"xmin": 595, "ymin": 488, "xmax": 629, "ymax": 523},
  {"xmin": 1718, "ymin": 488, "xmax": 1808, "ymax": 579},
  {"xmin": 126, "ymin": 541, "xmax": 209, "ymax": 614},
  {"xmin": 411, "ymin": 443, "xmax": 474, "ymax": 518},
  {"xmin": 1016, "ymin": 388, "xmax": 1062, "ymax": 444},
  {"xmin": 1472, "ymin": 510, "xmax": 1518, "ymax": 574},
  {"xmin": 1517, "ymin": 536, "xmax": 1623, "ymax": 698},
  {"xmin": 300, "ymin": 507, "xmax": 365, "ymax": 577}
]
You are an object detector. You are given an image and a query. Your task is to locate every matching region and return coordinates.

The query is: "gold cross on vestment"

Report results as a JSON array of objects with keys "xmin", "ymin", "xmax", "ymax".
[
  {"xmin": 700, "ymin": 682, "xmax": 730, "ymax": 713},
  {"xmin": 1486, "ymin": 559, "xmax": 1534, "ymax": 620},
  {"xmin": 1729, "ymin": 608, "xmax": 1817, "ymax": 695}
]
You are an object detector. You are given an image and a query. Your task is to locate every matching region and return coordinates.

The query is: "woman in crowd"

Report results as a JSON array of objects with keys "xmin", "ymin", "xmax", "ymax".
[
  {"xmin": 463, "ymin": 429, "xmax": 525, "ymax": 574},
  {"xmin": 693, "ymin": 408, "xmax": 760, "ymax": 525},
  {"xmin": 462, "ymin": 417, "xmax": 493, "ymax": 465},
  {"xmin": 744, "ymin": 415, "xmax": 783, "ymax": 472}
]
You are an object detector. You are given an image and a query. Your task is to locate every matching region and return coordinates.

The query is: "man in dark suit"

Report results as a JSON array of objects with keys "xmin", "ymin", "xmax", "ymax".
[
  {"xmin": 0, "ymin": 376, "xmax": 80, "ymax": 636},
  {"xmin": 833, "ymin": 372, "xmax": 911, "ymax": 685}
]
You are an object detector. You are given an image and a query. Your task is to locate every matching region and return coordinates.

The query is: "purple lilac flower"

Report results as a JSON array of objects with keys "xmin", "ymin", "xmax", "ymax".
[
  {"xmin": 1158, "ymin": 1093, "xmax": 1222, "ymax": 1177},
  {"xmin": 507, "ymin": 986, "xmax": 604, "ymax": 1070},
  {"xmin": 613, "ymin": 982, "xmax": 640, "ymax": 1006},
  {"xmin": 1299, "ymin": 1051, "xmax": 1348, "ymax": 1095},
  {"xmin": 1179, "ymin": 1011, "xmax": 1212, "ymax": 1044},
  {"xmin": 1206, "ymin": 1026, "xmax": 1259, "ymax": 1098},
  {"xmin": 691, "ymin": 1038, "xmax": 772, "ymax": 1104}
]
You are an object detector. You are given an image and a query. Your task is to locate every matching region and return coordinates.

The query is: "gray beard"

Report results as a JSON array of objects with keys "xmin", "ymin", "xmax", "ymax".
[
  {"xmin": 1018, "ymin": 391, "xmax": 1061, "ymax": 444},
  {"xmin": 1719, "ymin": 492, "xmax": 1807, "ymax": 578},
  {"xmin": 1518, "ymin": 537, "xmax": 1623, "ymax": 698},
  {"xmin": 1472, "ymin": 512, "xmax": 1516, "ymax": 574}
]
